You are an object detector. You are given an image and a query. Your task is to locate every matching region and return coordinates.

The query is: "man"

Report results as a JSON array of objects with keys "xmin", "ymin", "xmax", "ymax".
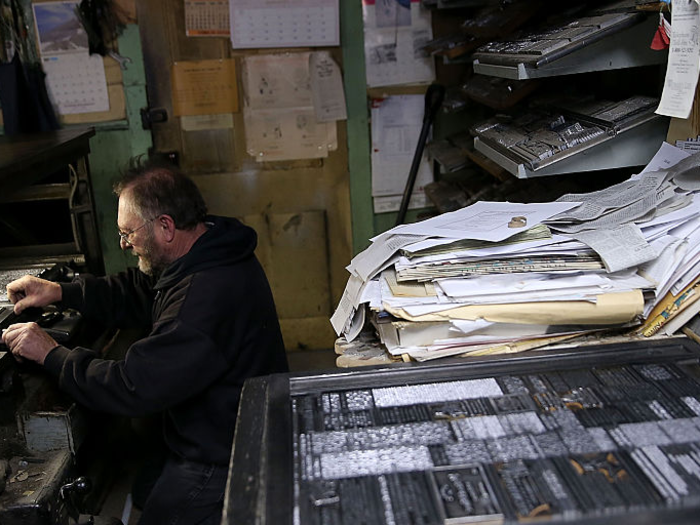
[{"xmin": 2, "ymin": 158, "xmax": 289, "ymax": 524}]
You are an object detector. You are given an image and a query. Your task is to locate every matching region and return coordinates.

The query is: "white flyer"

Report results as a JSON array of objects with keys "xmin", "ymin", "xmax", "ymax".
[
  {"xmin": 371, "ymin": 95, "xmax": 433, "ymax": 197},
  {"xmin": 309, "ymin": 51, "xmax": 347, "ymax": 122},
  {"xmin": 362, "ymin": 0, "xmax": 435, "ymax": 87},
  {"xmin": 656, "ymin": 0, "xmax": 700, "ymax": 119}
]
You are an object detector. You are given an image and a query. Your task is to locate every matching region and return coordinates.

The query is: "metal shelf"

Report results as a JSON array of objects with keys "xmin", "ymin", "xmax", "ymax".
[
  {"xmin": 473, "ymin": 115, "xmax": 670, "ymax": 179},
  {"xmin": 473, "ymin": 16, "xmax": 667, "ymax": 80}
]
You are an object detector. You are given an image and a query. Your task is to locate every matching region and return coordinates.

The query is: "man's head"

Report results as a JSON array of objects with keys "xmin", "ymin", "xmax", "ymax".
[{"xmin": 115, "ymin": 157, "xmax": 208, "ymax": 276}]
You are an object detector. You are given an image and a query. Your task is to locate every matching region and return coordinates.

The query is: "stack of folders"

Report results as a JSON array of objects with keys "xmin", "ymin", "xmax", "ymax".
[{"xmin": 331, "ymin": 142, "xmax": 700, "ymax": 361}]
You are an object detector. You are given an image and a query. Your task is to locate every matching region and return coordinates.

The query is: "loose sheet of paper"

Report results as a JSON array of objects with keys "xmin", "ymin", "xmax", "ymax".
[
  {"xmin": 656, "ymin": 0, "xmax": 700, "ymax": 118},
  {"xmin": 242, "ymin": 53, "xmax": 337, "ymax": 161},
  {"xmin": 362, "ymin": 0, "xmax": 435, "ymax": 87},
  {"xmin": 229, "ymin": 0, "xmax": 339, "ymax": 49},
  {"xmin": 32, "ymin": 1, "xmax": 109, "ymax": 115},
  {"xmin": 574, "ymin": 223, "xmax": 659, "ymax": 273},
  {"xmin": 185, "ymin": 0, "xmax": 230, "ymax": 36},
  {"xmin": 396, "ymin": 201, "xmax": 580, "ymax": 243}
]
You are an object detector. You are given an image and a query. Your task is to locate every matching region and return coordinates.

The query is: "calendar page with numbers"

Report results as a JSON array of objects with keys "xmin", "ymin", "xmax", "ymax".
[
  {"xmin": 32, "ymin": 1, "xmax": 109, "ymax": 115},
  {"xmin": 229, "ymin": 0, "xmax": 339, "ymax": 49}
]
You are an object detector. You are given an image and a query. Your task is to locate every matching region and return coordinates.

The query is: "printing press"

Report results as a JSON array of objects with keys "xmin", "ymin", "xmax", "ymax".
[
  {"xmin": 0, "ymin": 129, "xmax": 120, "ymax": 524},
  {"xmin": 225, "ymin": 338, "xmax": 700, "ymax": 525}
]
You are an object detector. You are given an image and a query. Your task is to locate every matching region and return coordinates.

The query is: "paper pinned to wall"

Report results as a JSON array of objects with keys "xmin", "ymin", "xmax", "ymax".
[
  {"xmin": 309, "ymin": 51, "xmax": 347, "ymax": 122},
  {"xmin": 242, "ymin": 53, "xmax": 337, "ymax": 161},
  {"xmin": 185, "ymin": 0, "xmax": 230, "ymax": 37},
  {"xmin": 244, "ymin": 108, "xmax": 337, "ymax": 162},
  {"xmin": 371, "ymin": 95, "xmax": 433, "ymax": 202},
  {"xmin": 32, "ymin": 1, "xmax": 109, "ymax": 115},
  {"xmin": 656, "ymin": 0, "xmax": 700, "ymax": 119},
  {"xmin": 171, "ymin": 59, "xmax": 239, "ymax": 116},
  {"xmin": 229, "ymin": 0, "xmax": 339, "ymax": 49},
  {"xmin": 362, "ymin": 0, "xmax": 435, "ymax": 88},
  {"xmin": 243, "ymin": 53, "xmax": 313, "ymax": 110}
]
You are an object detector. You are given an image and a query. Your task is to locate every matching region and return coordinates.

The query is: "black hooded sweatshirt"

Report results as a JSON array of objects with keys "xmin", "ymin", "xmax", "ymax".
[{"xmin": 43, "ymin": 216, "xmax": 288, "ymax": 465}]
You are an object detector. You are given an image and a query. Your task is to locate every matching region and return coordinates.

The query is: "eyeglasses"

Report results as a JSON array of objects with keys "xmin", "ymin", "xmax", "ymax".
[{"xmin": 118, "ymin": 217, "xmax": 156, "ymax": 246}]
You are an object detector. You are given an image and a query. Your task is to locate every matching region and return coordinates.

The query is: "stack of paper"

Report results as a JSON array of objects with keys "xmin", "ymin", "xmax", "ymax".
[{"xmin": 331, "ymin": 143, "xmax": 700, "ymax": 361}]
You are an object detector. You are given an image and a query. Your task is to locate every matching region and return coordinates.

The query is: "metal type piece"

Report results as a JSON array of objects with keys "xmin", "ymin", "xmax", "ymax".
[
  {"xmin": 371, "ymin": 379, "xmax": 503, "ymax": 408},
  {"xmin": 444, "ymin": 440, "xmax": 491, "ymax": 466},
  {"xmin": 586, "ymin": 427, "xmax": 617, "ymax": 452},
  {"xmin": 658, "ymin": 419, "xmax": 700, "ymax": 444},
  {"xmin": 532, "ymin": 431, "xmax": 569, "ymax": 458},
  {"xmin": 430, "ymin": 466, "xmax": 504, "ymax": 523},
  {"xmin": 556, "ymin": 452, "xmax": 661, "ymax": 512},
  {"xmin": 345, "ymin": 390, "xmax": 375, "ymax": 411},
  {"xmin": 682, "ymin": 397, "xmax": 700, "ymax": 416},
  {"xmin": 619, "ymin": 422, "xmax": 673, "ymax": 448},
  {"xmin": 503, "ymin": 412, "xmax": 547, "ymax": 436},
  {"xmin": 593, "ymin": 366, "xmax": 641, "ymax": 386},
  {"xmin": 495, "ymin": 458, "xmax": 579, "ymax": 520},
  {"xmin": 487, "ymin": 436, "xmax": 540, "ymax": 463},
  {"xmin": 498, "ymin": 375, "xmax": 529, "ymax": 395},
  {"xmin": 318, "ymin": 446, "xmax": 434, "ymax": 480}
]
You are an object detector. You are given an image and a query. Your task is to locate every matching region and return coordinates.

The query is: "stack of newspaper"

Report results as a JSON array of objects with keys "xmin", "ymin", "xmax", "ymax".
[{"xmin": 331, "ymin": 143, "xmax": 700, "ymax": 361}]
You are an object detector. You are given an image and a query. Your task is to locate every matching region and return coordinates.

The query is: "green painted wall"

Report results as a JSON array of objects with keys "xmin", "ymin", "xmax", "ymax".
[
  {"xmin": 86, "ymin": 25, "xmax": 152, "ymax": 275},
  {"xmin": 340, "ymin": 0, "xmax": 430, "ymax": 255}
]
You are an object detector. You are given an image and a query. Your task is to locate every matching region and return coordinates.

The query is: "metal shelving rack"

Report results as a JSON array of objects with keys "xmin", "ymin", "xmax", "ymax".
[
  {"xmin": 472, "ymin": 15, "xmax": 667, "ymax": 80},
  {"xmin": 473, "ymin": 114, "xmax": 669, "ymax": 179},
  {"xmin": 466, "ymin": 11, "xmax": 669, "ymax": 178}
]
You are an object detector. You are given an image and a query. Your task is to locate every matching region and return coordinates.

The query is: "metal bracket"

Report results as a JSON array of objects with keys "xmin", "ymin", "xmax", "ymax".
[{"xmin": 140, "ymin": 108, "xmax": 168, "ymax": 130}]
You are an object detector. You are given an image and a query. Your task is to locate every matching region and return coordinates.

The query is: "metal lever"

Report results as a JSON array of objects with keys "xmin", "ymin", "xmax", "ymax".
[
  {"xmin": 60, "ymin": 476, "xmax": 93, "ymax": 522},
  {"xmin": 395, "ymin": 83, "xmax": 445, "ymax": 226}
]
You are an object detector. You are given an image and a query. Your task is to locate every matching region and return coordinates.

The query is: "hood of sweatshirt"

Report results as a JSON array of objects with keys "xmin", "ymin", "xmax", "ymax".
[{"xmin": 153, "ymin": 215, "xmax": 257, "ymax": 291}]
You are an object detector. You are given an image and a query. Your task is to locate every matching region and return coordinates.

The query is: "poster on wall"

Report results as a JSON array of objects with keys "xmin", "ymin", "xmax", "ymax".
[
  {"xmin": 371, "ymin": 95, "xmax": 433, "ymax": 212},
  {"xmin": 171, "ymin": 59, "xmax": 239, "ymax": 116},
  {"xmin": 242, "ymin": 53, "xmax": 337, "ymax": 162},
  {"xmin": 362, "ymin": 0, "xmax": 435, "ymax": 88},
  {"xmin": 32, "ymin": 1, "xmax": 109, "ymax": 115}
]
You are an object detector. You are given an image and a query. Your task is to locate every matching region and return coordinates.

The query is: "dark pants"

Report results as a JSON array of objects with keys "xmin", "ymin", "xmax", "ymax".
[{"xmin": 137, "ymin": 455, "xmax": 228, "ymax": 525}]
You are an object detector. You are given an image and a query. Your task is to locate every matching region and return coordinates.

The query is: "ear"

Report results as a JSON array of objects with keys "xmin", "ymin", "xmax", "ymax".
[{"xmin": 155, "ymin": 214, "xmax": 176, "ymax": 242}]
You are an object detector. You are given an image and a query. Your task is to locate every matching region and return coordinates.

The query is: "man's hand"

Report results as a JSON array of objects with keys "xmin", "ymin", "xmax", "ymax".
[
  {"xmin": 1, "ymin": 323, "xmax": 58, "ymax": 365},
  {"xmin": 6, "ymin": 276, "xmax": 62, "ymax": 314}
]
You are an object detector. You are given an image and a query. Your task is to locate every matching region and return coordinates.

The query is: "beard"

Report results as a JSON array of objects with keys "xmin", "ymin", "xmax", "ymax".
[{"xmin": 134, "ymin": 228, "xmax": 169, "ymax": 277}]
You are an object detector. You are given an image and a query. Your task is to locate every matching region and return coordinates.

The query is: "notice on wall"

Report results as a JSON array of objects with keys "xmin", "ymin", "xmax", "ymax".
[
  {"xmin": 656, "ymin": 0, "xmax": 700, "ymax": 119},
  {"xmin": 309, "ymin": 51, "xmax": 347, "ymax": 122},
  {"xmin": 32, "ymin": 1, "xmax": 109, "ymax": 115},
  {"xmin": 371, "ymin": 95, "xmax": 433, "ymax": 211},
  {"xmin": 242, "ymin": 53, "xmax": 337, "ymax": 161},
  {"xmin": 229, "ymin": 0, "xmax": 339, "ymax": 49},
  {"xmin": 185, "ymin": 0, "xmax": 230, "ymax": 37},
  {"xmin": 171, "ymin": 59, "xmax": 239, "ymax": 116},
  {"xmin": 362, "ymin": 0, "xmax": 435, "ymax": 88}
]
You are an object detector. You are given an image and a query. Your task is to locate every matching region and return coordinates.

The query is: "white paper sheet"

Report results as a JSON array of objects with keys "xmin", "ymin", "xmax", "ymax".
[
  {"xmin": 309, "ymin": 51, "xmax": 347, "ymax": 122},
  {"xmin": 371, "ymin": 95, "xmax": 433, "ymax": 198},
  {"xmin": 397, "ymin": 201, "xmax": 580, "ymax": 242},
  {"xmin": 574, "ymin": 223, "xmax": 659, "ymax": 273},
  {"xmin": 242, "ymin": 53, "xmax": 337, "ymax": 161},
  {"xmin": 656, "ymin": 0, "xmax": 700, "ymax": 118}
]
